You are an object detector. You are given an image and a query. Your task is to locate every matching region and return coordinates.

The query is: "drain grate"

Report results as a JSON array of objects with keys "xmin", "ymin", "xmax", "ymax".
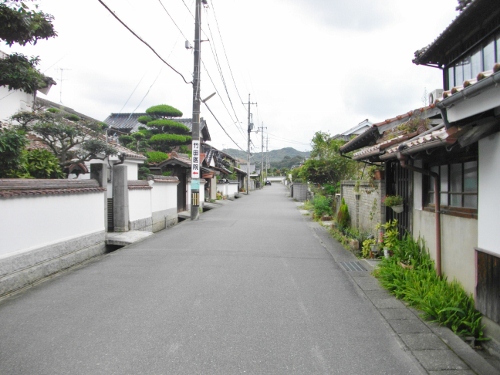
[{"xmin": 340, "ymin": 261, "xmax": 367, "ymax": 272}]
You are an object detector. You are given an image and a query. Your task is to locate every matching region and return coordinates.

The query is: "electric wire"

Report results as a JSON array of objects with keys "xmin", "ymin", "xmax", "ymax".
[
  {"xmin": 118, "ymin": 72, "xmax": 147, "ymax": 113},
  {"xmin": 208, "ymin": 0, "xmax": 246, "ymax": 110},
  {"xmin": 97, "ymin": 0, "xmax": 191, "ymax": 85},
  {"xmin": 203, "ymin": 101, "xmax": 245, "ymax": 152},
  {"xmin": 203, "ymin": 9, "xmax": 243, "ymax": 131},
  {"xmin": 201, "ymin": 60, "xmax": 246, "ymax": 140},
  {"xmin": 158, "ymin": 0, "xmax": 189, "ymax": 41},
  {"xmin": 130, "ymin": 68, "xmax": 164, "ymax": 115}
]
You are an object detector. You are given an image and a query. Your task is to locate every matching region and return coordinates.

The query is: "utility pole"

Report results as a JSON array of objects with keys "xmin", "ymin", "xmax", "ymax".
[
  {"xmin": 259, "ymin": 123, "xmax": 267, "ymax": 186},
  {"xmin": 190, "ymin": 0, "xmax": 204, "ymax": 220},
  {"xmin": 266, "ymin": 135, "xmax": 269, "ymax": 178},
  {"xmin": 244, "ymin": 94, "xmax": 257, "ymax": 194}
]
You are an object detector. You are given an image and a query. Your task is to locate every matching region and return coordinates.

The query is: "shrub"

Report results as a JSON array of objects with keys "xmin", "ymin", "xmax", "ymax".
[
  {"xmin": 374, "ymin": 236, "xmax": 486, "ymax": 339},
  {"xmin": 312, "ymin": 195, "xmax": 333, "ymax": 217},
  {"xmin": 146, "ymin": 151, "xmax": 169, "ymax": 164},
  {"xmin": 24, "ymin": 149, "xmax": 64, "ymax": 178},
  {"xmin": 336, "ymin": 198, "xmax": 350, "ymax": 229}
]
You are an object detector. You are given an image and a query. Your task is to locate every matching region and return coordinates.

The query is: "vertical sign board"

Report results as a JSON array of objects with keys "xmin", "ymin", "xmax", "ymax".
[{"xmin": 191, "ymin": 140, "xmax": 200, "ymax": 192}]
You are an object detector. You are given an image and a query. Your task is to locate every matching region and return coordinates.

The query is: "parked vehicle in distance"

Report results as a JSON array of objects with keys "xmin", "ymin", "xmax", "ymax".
[{"xmin": 265, "ymin": 180, "xmax": 271, "ymax": 186}]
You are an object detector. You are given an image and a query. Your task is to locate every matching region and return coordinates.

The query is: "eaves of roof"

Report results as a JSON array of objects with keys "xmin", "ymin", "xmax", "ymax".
[
  {"xmin": 158, "ymin": 156, "xmax": 191, "ymax": 169},
  {"xmin": 340, "ymin": 106, "xmax": 441, "ymax": 154},
  {"xmin": 413, "ymin": 0, "xmax": 500, "ymax": 67},
  {"xmin": 233, "ymin": 167, "xmax": 247, "ymax": 175},
  {"xmin": 436, "ymin": 65, "xmax": 500, "ymax": 115}
]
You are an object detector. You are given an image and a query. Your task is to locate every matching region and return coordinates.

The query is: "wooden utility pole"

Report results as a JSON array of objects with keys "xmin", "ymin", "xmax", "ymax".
[
  {"xmin": 244, "ymin": 94, "xmax": 257, "ymax": 194},
  {"xmin": 190, "ymin": 0, "xmax": 203, "ymax": 220}
]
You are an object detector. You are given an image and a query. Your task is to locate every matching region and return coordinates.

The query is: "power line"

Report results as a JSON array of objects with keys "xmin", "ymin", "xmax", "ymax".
[
  {"xmin": 200, "ymin": 60, "xmax": 246, "ymax": 139},
  {"xmin": 97, "ymin": 0, "xmax": 191, "ymax": 85},
  {"xmin": 158, "ymin": 0, "xmax": 189, "ymax": 41},
  {"xmin": 208, "ymin": 0, "xmax": 246, "ymax": 110},
  {"xmin": 203, "ymin": 10, "xmax": 242, "ymax": 128},
  {"xmin": 203, "ymin": 101, "xmax": 245, "ymax": 152}
]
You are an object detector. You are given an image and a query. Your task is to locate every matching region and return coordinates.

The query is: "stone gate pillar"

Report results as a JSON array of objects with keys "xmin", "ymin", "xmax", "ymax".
[{"xmin": 112, "ymin": 164, "xmax": 129, "ymax": 232}]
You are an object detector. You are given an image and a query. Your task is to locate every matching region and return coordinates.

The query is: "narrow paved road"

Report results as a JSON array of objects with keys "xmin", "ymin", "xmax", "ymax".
[{"xmin": 0, "ymin": 184, "xmax": 425, "ymax": 374}]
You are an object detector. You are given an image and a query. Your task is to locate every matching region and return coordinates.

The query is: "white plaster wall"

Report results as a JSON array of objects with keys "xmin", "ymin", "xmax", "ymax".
[
  {"xmin": 152, "ymin": 183, "xmax": 177, "ymax": 212},
  {"xmin": 0, "ymin": 193, "xmax": 105, "ymax": 258},
  {"xmin": 413, "ymin": 209, "xmax": 477, "ymax": 294},
  {"xmin": 478, "ymin": 132, "xmax": 500, "ymax": 256},
  {"xmin": 217, "ymin": 183, "xmax": 228, "ymax": 197},
  {"xmin": 0, "ymin": 87, "xmax": 33, "ymax": 122},
  {"xmin": 227, "ymin": 183, "xmax": 239, "ymax": 197},
  {"xmin": 128, "ymin": 189, "xmax": 152, "ymax": 222}
]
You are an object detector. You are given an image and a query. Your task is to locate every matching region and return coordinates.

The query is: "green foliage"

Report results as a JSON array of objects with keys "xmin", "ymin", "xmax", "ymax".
[
  {"xmin": 362, "ymin": 238, "xmax": 376, "ymax": 258},
  {"xmin": 46, "ymin": 107, "xmax": 59, "ymax": 114},
  {"xmin": 322, "ymin": 183, "xmax": 337, "ymax": 195},
  {"xmin": 146, "ymin": 104, "xmax": 183, "ymax": 118},
  {"xmin": 312, "ymin": 194, "xmax": 333, "ymax": 217},
  {"xmin": 138, "ymin": 166, "xmax": 150, "ymax": 181},
  {"xmin": 0, "ymin": 1, "xmax": 57, "ymax": 46},
  {"xmin": 139, "ymin": 104, "xmax": 189, "ymax": 153},
  {"xmin": 0, "ymin": 1, "xmax": 56, "ymax": 94},
  {"xmin": 23, "ymin": 148, "xmax": 63, "ymax": 178},
  {"xmin": 13, "ymin": 110, "xmax": 117, "ymax": 171},
  {"xmin": 118, "ymin": 135, "xmax": 134, "ymax": 145},
  {"xmin": 374, "ymin": 236, "xmax": 485, "ymax": 339},
  {"xmin": 146, "ymin": 151, "xmax": 169, "ymax": 164},
  {"xmin": 0, "ymin": 53, "xmax": 48, "ymax": 93},
  {"xmin": 383, "ymin": 195, "xmax": 403, "ymax": 207},
  {"xmin": 0, "ymin": 127, "xmax": 27, "ymax": 177},
  {"xmin": 297, "ymin": 132, "xmax": 357, "ymax": 185},
  {"xmin": 147, "ymin": 119, "xmax": 190, "ymax": 133},
  {"xmin": 137, "ymin": 115, "xmax": 152, "ymax": 125},
  {"xmin": 64, "ymin": 114, "xmax": 80, "ymax": 122},
  {"xmin": 149, "ymin": 133, "xmax": 191, "ymax": 152},
  {"xmin": 336, "ymin": 198, "xmax": 350, "ymax": 229},
  {"xmin": 380, "ymin": 219, "xmax": 399, "ymax": 250}
]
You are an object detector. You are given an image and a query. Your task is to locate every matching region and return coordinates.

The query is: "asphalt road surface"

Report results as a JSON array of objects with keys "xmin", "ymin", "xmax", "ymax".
[{"xmin": 0, "ymin": 184, "xmax": 425, "ymax": 374}]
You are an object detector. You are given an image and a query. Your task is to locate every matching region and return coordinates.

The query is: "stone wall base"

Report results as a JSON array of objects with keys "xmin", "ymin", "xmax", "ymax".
[
  {"xmin": 0, "ymin": 231, "xmax": 106, "ymax": 298},
  {"xmin": 152, "ymin": 209, "xmax": 178, "ymax": 233},
  {"xmin": 129, "ymin": 217, "xmax": 153, "ymax": 232}
]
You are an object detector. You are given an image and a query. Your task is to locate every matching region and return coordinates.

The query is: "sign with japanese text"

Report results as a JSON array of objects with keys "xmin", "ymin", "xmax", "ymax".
[{"xmin": 191, "ymin": 140, "xmax": 200, "ymax": 179}]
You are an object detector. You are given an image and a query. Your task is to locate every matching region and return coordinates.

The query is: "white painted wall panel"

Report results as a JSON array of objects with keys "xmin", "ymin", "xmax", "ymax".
[
  {"xmin": 0, "ymin": 193, "xmax": 104, "ymax": 258},
  {"xmin": 128, "ymin": 189, "xmax": 152, "ymax": 222},
  {"xmin": 478, "ymin": 132, "xmax": 500, "ymax": 256}
]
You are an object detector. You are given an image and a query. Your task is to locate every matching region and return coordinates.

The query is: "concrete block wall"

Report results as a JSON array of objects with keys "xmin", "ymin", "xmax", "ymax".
[
  {"xmin": 341, "ymin": 180, "xmax": 386, "ymax": 235},
  {"xmin": 292, "ymin": 183, "xmax": 308, "ymax": 201}
]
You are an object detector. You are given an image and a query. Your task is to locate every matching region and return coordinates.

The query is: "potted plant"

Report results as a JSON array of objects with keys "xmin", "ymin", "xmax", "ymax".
[{"xmin": 383, "ymin": 195, "xmax": 404, "ymax": 213}]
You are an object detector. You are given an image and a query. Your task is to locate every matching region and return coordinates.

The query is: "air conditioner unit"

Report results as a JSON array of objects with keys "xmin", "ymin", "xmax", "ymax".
[{"xmin": 429, "ymin": 89, "xmax": 444, "ymax": 104}]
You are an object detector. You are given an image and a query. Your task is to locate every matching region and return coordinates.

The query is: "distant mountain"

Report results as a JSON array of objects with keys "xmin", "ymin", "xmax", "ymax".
[{"xmin": 223, "ymin": 147, "xmax": 310, "ymax": 167}]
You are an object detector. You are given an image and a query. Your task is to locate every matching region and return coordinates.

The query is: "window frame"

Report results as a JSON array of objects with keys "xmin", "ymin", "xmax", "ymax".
[{"xmin": 424, "ymin": 155, "xmax": 478, "ymax": 219}]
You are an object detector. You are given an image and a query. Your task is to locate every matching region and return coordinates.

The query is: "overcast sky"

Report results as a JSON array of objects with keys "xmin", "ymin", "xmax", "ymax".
[{"xmin": 5, "ymin": 0, "xmax": 460, "ymax": 152}]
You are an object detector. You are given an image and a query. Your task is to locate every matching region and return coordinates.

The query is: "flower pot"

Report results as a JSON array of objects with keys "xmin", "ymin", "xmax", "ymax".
[
  {"xmin": 391, "ymin": 204, "xmax": 404, "ymax": 213},
  {"xmin": 384, "ymin": 247, "xmax": 390, "ymax": 259}
]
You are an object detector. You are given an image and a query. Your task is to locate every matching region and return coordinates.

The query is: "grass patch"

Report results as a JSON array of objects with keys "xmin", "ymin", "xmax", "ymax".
[{"xmin": 373, "ymin": 235, "xmax": 486, "ymax": 340}]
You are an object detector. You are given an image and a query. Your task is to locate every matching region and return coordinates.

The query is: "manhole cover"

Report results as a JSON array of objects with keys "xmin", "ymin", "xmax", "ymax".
[{"xmin": 340, "ymin": 261, "xmax": 367, "ymax": 272}]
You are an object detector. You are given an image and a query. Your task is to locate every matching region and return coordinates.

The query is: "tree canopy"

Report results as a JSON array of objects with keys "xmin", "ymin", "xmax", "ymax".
[
  {"xmin": 134, "ymin": 104, "xmax": 191, "ymax": 153},
  {"xmin": 12, "ymin": 108, "xmax": 117, "ymax": 172},
  {"xmin": 0, "ymin": 1, "xmax": 57, "ymax": 93},
  {"xmin": 294, "ymin": 131, "xmax": 357, "ymax": 186}
]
